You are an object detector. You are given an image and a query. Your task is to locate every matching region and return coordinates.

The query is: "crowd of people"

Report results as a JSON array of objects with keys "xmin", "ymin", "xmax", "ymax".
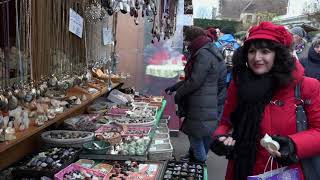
[{"xmin": 165, "ymin": 21, "xmax": 320, "ymax": 180}]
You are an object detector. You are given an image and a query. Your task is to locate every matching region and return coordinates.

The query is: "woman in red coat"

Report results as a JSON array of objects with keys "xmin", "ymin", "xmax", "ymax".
[{"xmin": 211, "ymin": 22, "xmax": 320, "ymax": 180}]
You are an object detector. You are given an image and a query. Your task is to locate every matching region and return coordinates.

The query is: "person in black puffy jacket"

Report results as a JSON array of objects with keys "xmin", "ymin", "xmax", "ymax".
[{"xmin": 165, "ymin": 26, "xmax": 227, "ymax": 163}]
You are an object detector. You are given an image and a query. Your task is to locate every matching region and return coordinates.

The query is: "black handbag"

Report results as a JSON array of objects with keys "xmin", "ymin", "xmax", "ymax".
[{"xmin": 295, "ymin": 80, "xmax": 320, "ymax": 180}]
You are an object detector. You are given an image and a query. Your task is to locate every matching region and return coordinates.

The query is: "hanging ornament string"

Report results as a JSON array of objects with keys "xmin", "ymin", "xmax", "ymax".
[
  {"xmin": 4, "ymin": 0, "xmax": 10, "ymax": 87},
  {"xmin": 15, "ymin": 0, "xmax": 24, "ymax": 84},
  {"xmin": 1, "ymin": 1, "xmax": 5, "ymax": 86},
  {"xmin": 27, "ymin": 0, "xmax": 32, "ymax": 81},
  {"xmin": 0, "ymin": 0, "xmax": 12, "ymax": 5}
]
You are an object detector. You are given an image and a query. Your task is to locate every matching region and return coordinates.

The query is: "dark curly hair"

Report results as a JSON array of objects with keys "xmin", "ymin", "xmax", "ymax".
[
  {"xmin": 232, "ymin": 39, "xmax": 295, "ymax": 88},
  {"xmin": 184, "ymin": 26, "xmax": 206, "ymax": 42}
]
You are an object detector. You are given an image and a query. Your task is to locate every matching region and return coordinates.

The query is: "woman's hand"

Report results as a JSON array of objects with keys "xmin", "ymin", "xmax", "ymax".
[
  {"xmin": 210, "ymin": 135, "xmax": 236, "ymax": 157},
  {"xmin": 219, "ymin": 136, "xmax": 236, "ymax": 146},
  {"xmin": 266, "ymin": 145, "xmax": 281, "ymax": 158},
  {"xmin": 268, "ymin": 136, "xmax": 299, "ymax": 166}
]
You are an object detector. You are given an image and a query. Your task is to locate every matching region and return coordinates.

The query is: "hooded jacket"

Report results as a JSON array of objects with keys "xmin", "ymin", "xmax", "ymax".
[
  {"xmin": 215, "ymin": 34, "xmax": 240, "ymax": 50},
  {"xmin": 214, "ymin": 61, "xmax": 320, "ymax": 180}
]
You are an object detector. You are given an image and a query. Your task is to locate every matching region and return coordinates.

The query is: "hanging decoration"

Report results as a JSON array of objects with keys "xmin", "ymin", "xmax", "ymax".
[
  {"xmin": 184, "ymin": 0, "xmax": 193, "ymax": 14},
  {"xmin": 100, "ymin": 0, "xmax": 157, "ymax": 26},
  {"xmin": 84, "ymin": 0, "xmax": 107, "ymax": 24}
]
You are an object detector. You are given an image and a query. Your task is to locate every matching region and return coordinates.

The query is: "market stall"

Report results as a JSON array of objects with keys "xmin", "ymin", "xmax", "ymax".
[{"xmin": 0, "ymin": 0, "xmax": 209, "ymax": 179}]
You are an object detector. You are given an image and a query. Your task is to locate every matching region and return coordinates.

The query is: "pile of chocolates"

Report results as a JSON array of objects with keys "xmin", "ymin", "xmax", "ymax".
[
  {"xmin": 74, "ymin": 118, "xmax": 97, "ymax": 132},
  {"xmin": 163, "ymin": 161, "xmax": 204, "ymax": 180},
  {"xmin": 20, "ymin": 148, "xmax": 79, "ymax": 171},
  {"xmin": 124, "ymin": 127, "xmax": 151, "ymax": 136},
  {"xmin": 108, "ymin": 160, "xmax": 136, "ymax": 178},
  {"xmin": 45, "ymin": 131, "xmax": 91, "ymax": 139},
  {"xmin": 114, "ymin": 116, "xmax": 154, "ymax": 125},
  {"xmin": 106, "ymin": 160, "xmax": 158, "ymax": 179},
  {"xmin": 63, "ymin": 170, "xmax": 104, "ymax": 180},
  {"xmin": 109, "ymin": 107, "xmax": 130, "ymax": 115}
]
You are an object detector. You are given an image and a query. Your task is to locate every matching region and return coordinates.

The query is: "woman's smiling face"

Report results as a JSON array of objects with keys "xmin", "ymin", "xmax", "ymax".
[{"xmin": 247, "ymin": 44, "xmax": 276, "ymax": 75}]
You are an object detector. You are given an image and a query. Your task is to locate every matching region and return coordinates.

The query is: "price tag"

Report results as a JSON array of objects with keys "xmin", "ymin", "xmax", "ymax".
[
  {"xmin": 138, "ymin": 164, "xmax": 148, "ymax": 171},
  {"xmin": 149, "ymin": 146, "xmax": 156, "ymax": 151},
  {"xmin": 103, "ymin": 27, "xmax": 113, "ymax": 45},
  {"xmin": 154, "ymin": 139, "xmax": 165, "ymax": 144},
  {"xmin": 69, "ymin": 8, "xmax": 83, "ymax": 38},
  {"xmin": 148, "ymin": 164, "xmax": 158, "ymax": 172}
]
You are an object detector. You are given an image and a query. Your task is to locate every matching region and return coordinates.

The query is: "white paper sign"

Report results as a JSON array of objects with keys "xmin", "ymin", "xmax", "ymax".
[
  {"xmin": 69, "ymin": 8, "xmax": 83, "ymax": 38},
  {"xmin": 102, "ymin": 27, "xmax": 113, "ymax": 45}
]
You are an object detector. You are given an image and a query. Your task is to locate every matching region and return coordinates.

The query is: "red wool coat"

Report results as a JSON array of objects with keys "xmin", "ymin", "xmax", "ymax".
[{"xmin": 214, "ymin": 63, "xmax": 320, "ymax": 180}]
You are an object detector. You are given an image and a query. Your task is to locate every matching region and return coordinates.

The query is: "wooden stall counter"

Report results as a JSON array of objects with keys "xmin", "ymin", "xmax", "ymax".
[{"xmin": 0, "ymin": 81, "xmax": 119, "ymax": 170}]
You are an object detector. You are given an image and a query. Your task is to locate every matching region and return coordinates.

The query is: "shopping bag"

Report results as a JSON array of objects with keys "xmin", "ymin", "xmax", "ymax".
[{"xmin": 247, "ymin": 157, "xmax": 300, "ymax": 180}]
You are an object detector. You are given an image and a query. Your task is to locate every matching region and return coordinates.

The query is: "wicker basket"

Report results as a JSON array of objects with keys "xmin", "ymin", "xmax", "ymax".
[{"xmin": 41, "ymin": 130, "xmax": 94, "ymax": 148}]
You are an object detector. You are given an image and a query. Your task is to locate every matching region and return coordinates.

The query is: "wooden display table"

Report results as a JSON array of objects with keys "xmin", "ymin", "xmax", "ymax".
[{"xmin": 0, "ymin": 81, "xmax": 119, "ymax": 170}]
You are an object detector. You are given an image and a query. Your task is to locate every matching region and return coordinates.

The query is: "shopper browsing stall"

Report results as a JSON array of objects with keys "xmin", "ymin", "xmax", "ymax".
[{"xmin": 211, "ymin": 22, "xmax": 320, "ymax": 180}]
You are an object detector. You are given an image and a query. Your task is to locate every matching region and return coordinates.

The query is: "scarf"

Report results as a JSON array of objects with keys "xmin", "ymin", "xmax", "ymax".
[
  {"xmin": 295, "ymin": 42, "xmax": 305, "ymax": 54},
  {"xmin": 231, "ymin": 68, "xmax": 275, "ymax": 180},
  {"xmin": 184, "ymin": 36, "xmax": 210, "ymax": 79}
]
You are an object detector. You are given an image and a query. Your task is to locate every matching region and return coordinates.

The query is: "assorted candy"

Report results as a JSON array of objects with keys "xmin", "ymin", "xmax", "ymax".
[
  {"xmin": 119, "ymin": 136, "xmax": 150, "ymax": 156},
  {"xmin": 163, "ymin": 161, "xmax": 205, "ymax": 180},
  {"xmin": 44, "ymin": 131, "xmax": 92, "ymax": 139},
  {"xmin": 105, "ymin": 160, "xmax": 159, "ymax": 180},
  {"xmin": 63, "ymin": 169, "xmax": 104, "ymax": 180}
]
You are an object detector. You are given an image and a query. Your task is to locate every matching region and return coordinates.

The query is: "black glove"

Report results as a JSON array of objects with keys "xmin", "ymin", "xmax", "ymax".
[
  {"xmin": 210, "ymin": 135, "xmax": 234, "ymax": 157},
  {"xmin": 165, "ymin": 86, "xmax": 175, "ymax": 95},
  {"xmin": 272, "ymin": 135, "xmax": 299, "ymax": 166}
]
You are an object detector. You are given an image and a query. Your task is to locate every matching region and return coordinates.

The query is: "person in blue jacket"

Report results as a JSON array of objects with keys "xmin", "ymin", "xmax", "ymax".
[
  {"xmin": 215, "ymin": 26, "xmax": 240, "ymax": 50},
  {"xmin": 214, "ymin": 26, "xmax": 240, "ymax": 87}
]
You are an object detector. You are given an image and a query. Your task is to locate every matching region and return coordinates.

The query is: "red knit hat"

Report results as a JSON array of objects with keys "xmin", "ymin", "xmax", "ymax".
[
  {"xmin": 245, "ymin": 22, "xmax": 293, "ymax": 48},
  {"xmin": 206, "ymin": 28, "xmax": 218, "ymax": 41}
]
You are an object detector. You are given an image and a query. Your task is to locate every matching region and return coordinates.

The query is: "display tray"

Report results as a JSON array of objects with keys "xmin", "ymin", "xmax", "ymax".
[
  {"xmin": 103, "ymin": 160, "xmax": 166, "ymax": 180},
  {"xmin": 11, "ymin": 147, "xmax": 81, "ymax": 179},
  {"xmin": 162, "ymin": 160, "xmax": 208, "ymax": 180},
  {"xmin": 78, "ymin": 149, "xmax": 148, "ymax": 161}
]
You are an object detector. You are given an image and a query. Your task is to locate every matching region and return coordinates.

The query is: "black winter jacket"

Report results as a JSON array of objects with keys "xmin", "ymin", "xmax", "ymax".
[
  {"xmin": 301, "ymin": 47, "xmax": 320, "ymax": 80},
  {"xmin": 175, "ymin": 43, "xmax": 227, "ymax": 137}
]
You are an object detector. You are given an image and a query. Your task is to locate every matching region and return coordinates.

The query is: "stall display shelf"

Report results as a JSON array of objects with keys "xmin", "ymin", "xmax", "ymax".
[
  {"xmin": 78, "ymin": 101, "xmax": 167, "ymax": 162},
  {"xmin": 0, "ymin": 82, "xmax": 121, "ymax": 170},
  {"xmin": 0, "ymin": 85, "xmax": 109, "ymax": 153},
  {"xmin": 79, "ymin": 151, "xmax": 149, "ymax": 161}
]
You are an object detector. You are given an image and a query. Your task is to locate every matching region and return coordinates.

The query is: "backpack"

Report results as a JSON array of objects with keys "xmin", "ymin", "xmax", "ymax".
[{"xmin": 218, "ymin": 41, "xmax": 235, "ymax": 67}]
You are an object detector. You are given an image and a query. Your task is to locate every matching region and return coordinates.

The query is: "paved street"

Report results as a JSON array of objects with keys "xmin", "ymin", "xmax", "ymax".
[{"xmin": 170, "ymin": 132, "xmax": 228, "ymax": 180}]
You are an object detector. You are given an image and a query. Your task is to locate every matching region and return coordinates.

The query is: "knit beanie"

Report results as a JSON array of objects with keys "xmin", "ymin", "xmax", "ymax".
[
  {"xmin": 206, "ymin": 28, "xmax": 218, "ymax": 41},
  {"xmin": 184, "ymin": 26, "xmax": 206, "ymax": 42},
  {"xmin": 220, "ymin": 26, "xmax": 234, "ymax": 35},
  {"xmin": 290, "ymin": 27, "xmax": 306, "ymax": 38}
]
